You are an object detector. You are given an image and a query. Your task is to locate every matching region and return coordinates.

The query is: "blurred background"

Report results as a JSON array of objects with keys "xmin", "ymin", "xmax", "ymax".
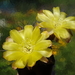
[{"xmin": 0, "ymin": 0, "xmax": 75, "ymax": 75}]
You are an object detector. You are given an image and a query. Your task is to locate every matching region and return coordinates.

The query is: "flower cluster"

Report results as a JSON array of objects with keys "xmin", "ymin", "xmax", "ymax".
[{"xmin": 2, "ymin": 7, "xmax": 75, "ymax": 69}]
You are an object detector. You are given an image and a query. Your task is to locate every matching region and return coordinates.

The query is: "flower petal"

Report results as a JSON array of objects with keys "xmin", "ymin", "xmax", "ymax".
[
  {"xmin": 54, "ymin": 28, "xmax": 70, "ymax": 39},
  {"xmin": 62, "ymin": 21, "xmax": 75, "ymax": 29},
  {"xmin": 24, "ymin": 25, "xmax": 33, "ymax": 41},
  {"xmin": 60, "ymin": 12, "xmax": 67, "ymax": 20},
  {"xmin": 38, "ymin": 48, "xmax": 52, "ymax": 57},
  {"xmin": 31, "ymin": 26, "xmax": 41, "ymax": 44},
  {"xmin": 53, "ymin": 7, "xmax": 60, "ymax": 18},
  {"xmin": 12, "ymin": 59, "xmax": 25, "ymax": 68},
  {"xmin": 3, "ymin": 51, "xmax": 25, "ymax": 61},
  {"xmin": 12, "ymin": 54, "xmax": 29, "ymax": 68},
  {"xmin": 36, "ymin": 13, "xmax": 49, "ymax": 22},
  {"xmin": 27, "ymin": 52, "xmax": 42, "ymax": 67},
  {"xmin": 40, "ymin": 22, "xmax": 54, "ymax": 29},
  {"xmin": 43, "ymin": 10, "xmax": 54, "ymax": 18},
  {"xmin": 2, "ymin": 42, "xmax": 22, "ymax": 51},
  {"xmin": 19, "ymin": 30, "xmax": 25, "ymax": 40},
  {"xmin": 38, "ymin": 31, "xmax": 49, "ymax": 42},
  {"xmin": 64, "ymin": 16, "xmax": 75, "ymax": 21},
  {"xmin": 10, "ymin": 30, "xmax": 24, "ymax": 44},
  {"xmin": 3, "ymin": 51, "xmax": 15, "ymax": 60},
  {"xmin": 34, "ymin": 40, "xmax": 52, "ymax": 51}
]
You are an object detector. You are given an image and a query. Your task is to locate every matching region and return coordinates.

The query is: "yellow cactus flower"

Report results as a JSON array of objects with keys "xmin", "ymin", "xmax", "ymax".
[
  {"xmin": 36, "ymin": 7, "xmax": 75, "ymax": 39},
  {"xmin": 2, "ymin": 25, "xmax": 52, "ymax": 69}
]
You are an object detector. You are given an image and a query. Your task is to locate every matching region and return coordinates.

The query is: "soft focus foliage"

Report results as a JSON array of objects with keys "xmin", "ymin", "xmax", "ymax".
[{"xmin": 55, "ymin": 32, "xmax": 75, "ymax": 75}]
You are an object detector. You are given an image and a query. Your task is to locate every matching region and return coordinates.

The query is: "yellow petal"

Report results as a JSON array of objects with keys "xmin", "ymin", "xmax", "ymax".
[
  {"xmin": 19, "ymin": 30, "xmax": 25, "ymax": 40},
  {"xmin": 62, "ymin": 21, "xmax": 75, "ymax": 29},
  {"xmin": 12, "ymin": 59, "xmax": 25, "ymax": 68},
  {"xmin": 64, "ymin": 16, "xmax": 75, "ymax": 21},
  {"xmin": 38, "ymin": 48, "xmax": 52, "ymax": 57},
  {"xmin": 2, "ymin": 42, "xmax": 21, "ymax": 51},
  {"xmin": 10, "ymin": 30, "xmax": 24, "ymax": 44},
  {"xmin": 60, "ymin": 12, "xmax": 67, "ymax": 20},
  {"xmin": 36, "ymin": 13, "xmax": 49, "ymax": 22},
  {"xmin": 12, "ymin": 54, "xmax": 29, "ymax": 68},
  {"xmin": 40, "ymin": 22, "xmax": 54, "ymax": 29},
  {"xmin": 54, "ymin": 28, "xmax": 70, "ymax": 39},
  {"xmin": 31, "ymin": 26, "xmax": 41, "ymax": 44},
  {"xmin": 3, "ymin": 51, "xmax": 15, "ymax": 60},
  {"xmin": 27, "ymin": 52, "xmax": 42, "ymax": 67},
  {"xmin": 34, "ymin": 40, "xmax": 52, "ymax": 51},
  {"xmin": 53, "ymin": 7, "xmax": 60, "ymax": 18},
  {"xmin": 38, "ymin": 31, "xmax": 49, "ymax": 42},
  {"xmin": 3, "ymin": 51, "xmax": 25, "ymax": 61},
  {"xmin": 43, "ymin": 10, "xmax": 54, "ymax": 18},
  {"xmin": 24, "ymin": 25, "xmax": 33, "ymax": 41}
]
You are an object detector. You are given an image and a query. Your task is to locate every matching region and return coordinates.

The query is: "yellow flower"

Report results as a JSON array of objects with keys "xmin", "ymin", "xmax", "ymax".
[
  {"xmin": 36, "ymin": 7, "xmax": 75, "ymax": 39},
  {"xmin": 2, "ymin": 25, "xmax": 52, "ymax": 69}
]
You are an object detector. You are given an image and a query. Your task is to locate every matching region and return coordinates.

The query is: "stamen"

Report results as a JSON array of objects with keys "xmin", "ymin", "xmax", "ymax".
[{"xmin": 23, "ymin": 44, "xmax": 32, "ymax": 53}]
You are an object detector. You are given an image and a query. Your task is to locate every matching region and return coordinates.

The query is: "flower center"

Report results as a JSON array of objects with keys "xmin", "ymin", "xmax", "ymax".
[
  {"xmin": 54, "ymin": 18, "xmax": 62, "ymax": 28},
  {"xmin": 23, "ymin": 44, "xmax": 33, "ymax": 53}
]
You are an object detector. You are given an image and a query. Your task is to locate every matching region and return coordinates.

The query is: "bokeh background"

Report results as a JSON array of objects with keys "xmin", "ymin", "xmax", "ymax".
[{"xmin": 0, "ymin": 0, "xmax": 75, "ymax": 75}]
